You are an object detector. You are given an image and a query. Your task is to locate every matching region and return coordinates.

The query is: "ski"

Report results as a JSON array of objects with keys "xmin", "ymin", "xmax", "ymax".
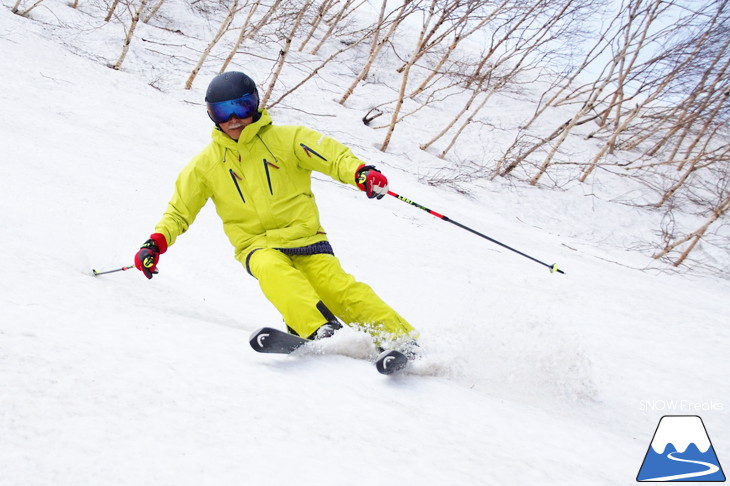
[
  {"xmin": 249, "ymin": 326, "xmax": 309, "ymax": 354},
  {"xmin": 249, "ymin": 326, "xmax": 411, "ymax": 375},
  {"xmin": 374, "ymin": 349, "xmax": 409, "ymax": 375}
]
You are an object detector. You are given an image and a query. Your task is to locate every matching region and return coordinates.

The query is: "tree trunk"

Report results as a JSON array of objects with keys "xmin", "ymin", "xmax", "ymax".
[
  {"xmin": 143, "ymin": 0, "xmax": 166, "ymax": 23},
  {"xmin": 269, "ymin": 28, "xmax": 369, "ymax": 108},
  {"xmin": 112, "ymin": 0, "xmax": 151, "ymax": 70},
  {"xmin": 381, "ymin": 0, "xmax": 435, "ymax": 151},
  {"xmin": 299, "ymin": 0, "xmax": 338, "ymax": 52},
  {"xmin": 309, "ymin": 0, "xmax": 356, "ymax": 55},
  {"xmin": 438, "ymin": 89, "xmax": 495, "ymax": 159},
  {"xmin": 410, "ymin": 0, "xmax": 509, "ymax": 98},
  {"xmin": 261, "ymin": 1, "xmax": 312, "ymax": 107},
  {"xmin": 185, "ymin": 0, "xmax": 240, "ymax": 89},
  {"xmin": 338, "ymin": 0, "xmax": 411, "ymax": 105},
  {"xmin": 420, "ymin": 81, "xmax": 482, "ymax": 151},
  {"xmin": 220, "ymin": 0, "xmax": 283, "ymax": 73},
  {"xmin": 16, "ymin": 0, "xmax": 46, "ymax": 16},
  {"xmin": 104, "ymin": 0, "xmax": 120, "ymax": 21},
  {"xmin": 653, "ymin": 194, "xmax": 730, "ymax": 266}
]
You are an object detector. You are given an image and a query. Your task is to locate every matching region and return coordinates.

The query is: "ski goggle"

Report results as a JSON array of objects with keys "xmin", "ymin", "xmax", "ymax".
[{"xmin": 206, "ymin": 92, "xmax": 259, "ymax": 124}]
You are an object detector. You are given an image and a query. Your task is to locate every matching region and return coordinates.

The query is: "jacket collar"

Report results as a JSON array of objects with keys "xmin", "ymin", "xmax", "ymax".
[{"xmin": 211, "ymin": 109, "xmax": 273, "ymax": 149}]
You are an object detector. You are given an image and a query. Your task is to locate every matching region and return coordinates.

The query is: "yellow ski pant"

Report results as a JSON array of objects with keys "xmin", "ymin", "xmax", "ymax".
[{"xmin": 246, "ymin": 248, "xmax": 416, "ymax": 340}]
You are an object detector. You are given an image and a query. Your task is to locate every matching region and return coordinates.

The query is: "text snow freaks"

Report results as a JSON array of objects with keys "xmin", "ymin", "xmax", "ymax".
[{"xmin": 640, "ymin": 400, "xmax": 724, "ymax": 412}]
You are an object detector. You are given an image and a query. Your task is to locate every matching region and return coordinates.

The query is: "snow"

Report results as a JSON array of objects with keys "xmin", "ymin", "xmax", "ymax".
[{"xmin": 1, "ymin": 2, "xmax": 729, "ymax": 485}]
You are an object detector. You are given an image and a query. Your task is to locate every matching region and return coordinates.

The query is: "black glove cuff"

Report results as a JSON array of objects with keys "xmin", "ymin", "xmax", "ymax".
[
  {"xmin": 141, "ymin": 239, "xmax": 160, "ymax": 252},
  {"xmin": 355, "ymin": 165, "xmax": 380, "ymax": 185}
]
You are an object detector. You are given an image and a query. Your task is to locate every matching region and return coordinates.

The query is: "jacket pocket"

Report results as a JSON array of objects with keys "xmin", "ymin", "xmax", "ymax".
[
  {"xmin": 229, "ymin": 169, "xmax": 245, "ymax": 203},
  {"xmin": 263, "ymin": 159, "xmax": 280, "ymax": 195}
]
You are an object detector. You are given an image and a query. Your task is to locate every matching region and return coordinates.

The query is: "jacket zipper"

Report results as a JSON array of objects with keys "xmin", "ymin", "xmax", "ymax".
[
  {"xmin": 263, "ymin": 159, "xmax": 274, "ymax": 195},
  {"xmin": 229, "ymin": 169, "xmax": 245, "ymax": 203}
]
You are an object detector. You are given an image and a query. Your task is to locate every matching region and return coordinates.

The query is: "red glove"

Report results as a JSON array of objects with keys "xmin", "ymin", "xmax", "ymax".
[
  {"xmin": 134, "ymin": 233, "xmax": 168, "ymax": 279},
  {"xmin": 356, "ymin": 165, "xmax": 388, "ymax": 199}
]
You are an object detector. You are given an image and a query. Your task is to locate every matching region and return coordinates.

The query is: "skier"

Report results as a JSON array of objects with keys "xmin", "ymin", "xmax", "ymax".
[{"xmin": 134, "ymin": 71, "xmax": 418, "ymax": 356}]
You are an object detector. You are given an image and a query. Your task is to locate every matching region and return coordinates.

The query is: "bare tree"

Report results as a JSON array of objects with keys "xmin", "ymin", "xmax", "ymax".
[
  {"xmin": 299, "ymin": 0, "xmax": 339, "ymax": 52},
  {"xmin": 338, "ymin": 0, "xmax": 416, "ymax": 105},
  {"xmin": 530, "ymin": 0, "xmax": 671, "ymax": 185},
  {"xmin": 653, "ymin": 191, "xmax": 730, "ymax": 267},
  {"xmin": 409, "ymin": 0, "xmax": 511, "ymax": 100},
  {"xmin": 185, "ymin": 0, "xmax": 244, "ymax": 89},
  {"xmin": 112, "ymin": 0, "xmax": 151, "ymax": 70},
  {"xmin": 143, "ymin": 0, "xmax": 166, "ymax": 23},
  {"xmin": 220, "ymin": 0, "xmax": 284, "ymax": 73},
  {"xmin": 308, "ymin": 0, "xmax": 361, "ymax": 55},
  {"xmin": 261, "ymin": 0, "xmax": 314, "ymax": 107},
  {"xmin": 628, "ymin": 29, "xmax": 729, "ymax": 161},
  {"xmin": 424, "ymin": 0, "xmax": 598, "ymax": 161},
  {"xmin": 268, "ymin": 25, "xmax": 373, "ymax": 108},
  {"xmin": 485, "ymin": 0, "xmax": 729, "ymax": 264},
  {"xmin": 577, "ymin": 0, "xmax": 696, "ymax": 182},
  {"xmin": 381, "ymin": 0, "xmax": 455, "ymax": 151},
  {"xmin": 495, "ymin": 0, "xmax": 678, "ymax": 183},
  {"xmin": 393, "ymin": 0, "xmax": 466, "ymax": 75},
  {"xmin": 105, "ymin": 0, "xmax": 121, "ymax": 21},
  {"xmin": 11, "ymin": 0, "xmax": 47, "ymax": 16}
]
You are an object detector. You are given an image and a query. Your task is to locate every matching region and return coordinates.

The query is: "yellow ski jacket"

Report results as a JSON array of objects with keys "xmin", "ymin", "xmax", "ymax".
[{"xmin": 154, "ymin": 109, "xmax": 365, "ymax": 263}]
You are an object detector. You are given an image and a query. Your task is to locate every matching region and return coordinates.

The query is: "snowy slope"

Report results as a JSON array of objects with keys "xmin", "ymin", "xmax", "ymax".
[{"xmin": 1, "ymin": 4, "xmax": 729, "ymax": 486}]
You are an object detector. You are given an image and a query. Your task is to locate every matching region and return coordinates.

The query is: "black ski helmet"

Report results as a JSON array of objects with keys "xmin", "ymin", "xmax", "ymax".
[
  {"xmin": 205, "ymin": 71, "xmax": 259, "ymax": 103},
  {"xmin": 205, "ymin": 71, "xmax": 260, "ymax": 124}
]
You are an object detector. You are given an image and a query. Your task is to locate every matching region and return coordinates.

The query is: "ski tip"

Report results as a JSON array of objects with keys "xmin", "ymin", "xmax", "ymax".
[
  {"xmin": 248, "ymin": 327, "xmax": 308, "ymax": 354},
  {"xmin": 375, "ymin": 349, "xmax": 409, "ymax": 375},
  {"xmin": 248, "ymin": 327, "xmax": 271, "ymax": 351}
]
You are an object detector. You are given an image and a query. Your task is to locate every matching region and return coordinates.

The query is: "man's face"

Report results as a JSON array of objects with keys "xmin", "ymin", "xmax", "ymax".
[{"xmin": 219, "ymin": 115, "xmax": 254, "ymax": 141}]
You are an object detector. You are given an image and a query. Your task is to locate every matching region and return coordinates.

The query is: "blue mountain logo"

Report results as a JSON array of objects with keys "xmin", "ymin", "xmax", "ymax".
[{"xmin": 637, "ymin": 415, "xmax": 725, "ymax": 482}]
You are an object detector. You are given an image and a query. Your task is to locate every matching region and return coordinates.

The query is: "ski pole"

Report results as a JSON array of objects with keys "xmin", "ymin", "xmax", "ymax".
[
  {"xmin": 387, "ymin": 190, "xmax": 565, "ymax": 274},
  {"xmin": 92, "ymin": 265, "xmax": 135, "ymax": 276}
]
